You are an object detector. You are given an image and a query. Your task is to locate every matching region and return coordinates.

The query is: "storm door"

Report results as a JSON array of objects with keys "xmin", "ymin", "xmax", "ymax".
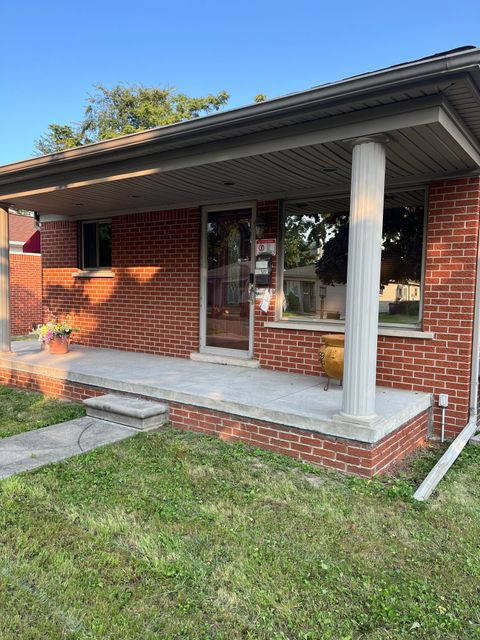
[{"xmin": 201, "ymin": 206, "xmax": 254, "ymax": 357}]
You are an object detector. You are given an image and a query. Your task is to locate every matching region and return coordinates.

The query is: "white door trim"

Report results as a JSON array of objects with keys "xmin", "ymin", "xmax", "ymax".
[{"xmin": 200, "ymin": 202, "xmax": 257, "ymax": 358}]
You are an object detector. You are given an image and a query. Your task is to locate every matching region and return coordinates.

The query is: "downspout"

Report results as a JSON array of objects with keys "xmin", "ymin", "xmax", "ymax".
[{"xmin": 414, "ymin": 216, "xmax": 480, "ymax": 501}]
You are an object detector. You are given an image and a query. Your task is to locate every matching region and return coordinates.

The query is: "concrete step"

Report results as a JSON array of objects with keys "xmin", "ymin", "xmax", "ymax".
[
  {"xmin": 190, "ymin": 351, "xmax": 260, "ymax": 368},
  {"xmin": 469, "ymin": 433, "xmax": 480, "ymax": 446},
  {"xmin": 84, "ymin": 394, "xmax": 169, "ymax": 431}
]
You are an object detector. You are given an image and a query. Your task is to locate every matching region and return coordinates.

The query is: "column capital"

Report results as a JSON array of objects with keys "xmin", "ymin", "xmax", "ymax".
[{"xmin": 350, "ymin": 134, "xmax": 390, "ymax": 148}]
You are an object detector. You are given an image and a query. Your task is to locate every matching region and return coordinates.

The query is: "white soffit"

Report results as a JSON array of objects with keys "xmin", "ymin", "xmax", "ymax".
[{"xmin": 2, "ymin": 96, "xmax": 480, "ymax": 217}]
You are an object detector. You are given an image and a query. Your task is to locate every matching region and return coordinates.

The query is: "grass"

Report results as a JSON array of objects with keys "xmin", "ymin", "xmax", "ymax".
[
  {"xmin": 378, "ymin": 313, "xmax": 418, "ymax": 325},
  {"xmin": 0, "ymin": 404, "xmax": 478, "ymax": 640},
  {"xmin": 0, "ymin": 387, "xmax": 85, "ymax": 438}
]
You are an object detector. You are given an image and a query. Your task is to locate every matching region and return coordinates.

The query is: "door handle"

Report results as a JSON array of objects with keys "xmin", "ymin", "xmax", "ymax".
[{"xmin": 248, "ymin": 282, "xmax": 256, "ymax": 304}]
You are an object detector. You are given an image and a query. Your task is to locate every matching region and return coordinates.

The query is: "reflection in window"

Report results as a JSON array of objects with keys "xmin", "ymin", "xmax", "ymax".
[
  {"xmin": 81, "ymin": 220, "xmax": 112, "ymax": 269},
  {"xmin": 282, "ymin": 190, "xmax": 425, "ymax": 325}
]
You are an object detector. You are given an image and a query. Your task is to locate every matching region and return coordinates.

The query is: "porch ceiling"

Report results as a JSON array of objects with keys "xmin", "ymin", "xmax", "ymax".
[
  {"xmin": 1, "ymin": 48, "xmax": 480, "ymax": 217},
  {"xmin": 4, "ymin": 117, "xmax": 479, "ymax": 217}
]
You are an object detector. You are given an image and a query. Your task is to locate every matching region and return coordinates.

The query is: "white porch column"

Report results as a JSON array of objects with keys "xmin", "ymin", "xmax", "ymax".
[
  {"xmin": 0, "ymin": 206, "xmax": 10, "ymax": 352},
  {"xmin": 340, "ymin": 138, "xmax": 386, "ymax": 423}
]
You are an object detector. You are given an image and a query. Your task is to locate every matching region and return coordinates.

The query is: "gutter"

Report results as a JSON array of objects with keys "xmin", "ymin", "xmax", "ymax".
[{"xmin": 413, "ymin": 208, "xmax": 480, "ymax": 501}]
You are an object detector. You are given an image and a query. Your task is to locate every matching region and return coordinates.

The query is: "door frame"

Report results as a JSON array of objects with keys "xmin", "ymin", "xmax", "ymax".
[{"xmin": 200, "ymin": 201, "xmax": 257, "ymax": 359}]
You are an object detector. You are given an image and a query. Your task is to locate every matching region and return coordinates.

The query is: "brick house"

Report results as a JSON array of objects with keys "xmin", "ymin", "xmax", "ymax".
[
  {"xmin": 9, "ymin": 212, "xmax": 42, "ymax": 336},
  {"xmin": 0, "ymin": 46, "xmax": 479, "ymax": 476}
]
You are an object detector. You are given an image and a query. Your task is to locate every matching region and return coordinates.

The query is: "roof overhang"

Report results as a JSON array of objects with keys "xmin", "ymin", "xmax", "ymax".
[{"xmin": 1, "ymin": 47, "xmax": 480, "ymax": 218}]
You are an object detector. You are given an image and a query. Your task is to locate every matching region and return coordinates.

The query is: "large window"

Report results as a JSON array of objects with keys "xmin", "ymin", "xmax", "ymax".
[
  {"xmin": 80, "ymin": 221, "xmax": 112, "ymax": 269},
  {"xmin": 281, "ymin": 190, "xmax": 425, "ymax": 326}
]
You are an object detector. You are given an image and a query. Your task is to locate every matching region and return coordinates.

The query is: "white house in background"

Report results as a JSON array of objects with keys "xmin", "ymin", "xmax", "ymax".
[
  {"xmin": 283, "ymin": 264, "xmax": 347, "ymax": 319},
  {"xmin": 284, "ymin": 263, "xmax": 420, "ymax": 318}
]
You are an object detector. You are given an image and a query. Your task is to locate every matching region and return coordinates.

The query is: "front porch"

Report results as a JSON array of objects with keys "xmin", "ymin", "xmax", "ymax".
[
  {"xmin": 1, "ymin": 48, "xmax": 479, "ymax": 473},
  {"xmin": 0, "ymin": 340, "xmax": 431, "ymax": 476}
]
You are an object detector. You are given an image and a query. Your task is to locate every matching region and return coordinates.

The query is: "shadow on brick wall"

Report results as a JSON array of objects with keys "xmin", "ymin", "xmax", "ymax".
[{"xmin": 43, "ymin": 268, "xmax": 200, "ymax": 358}]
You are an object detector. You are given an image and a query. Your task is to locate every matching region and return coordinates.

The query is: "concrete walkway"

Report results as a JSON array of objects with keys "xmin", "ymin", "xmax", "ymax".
[{"xmin": 0, "ymin": 417, "xmax": 137, "ymax": 480}]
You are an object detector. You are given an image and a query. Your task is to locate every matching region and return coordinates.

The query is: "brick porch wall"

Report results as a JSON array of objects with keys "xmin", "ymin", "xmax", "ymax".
[
  {"xmin": 0, "ymin": 366, "xmax": 429, "ymax": 477},
  {"xmin": 42, "ymin": 209, "xmax": 200, "ymax": 357},
  {"xmin": 10, "ymin": 253, "xmax": 42, "ymax": 336}
]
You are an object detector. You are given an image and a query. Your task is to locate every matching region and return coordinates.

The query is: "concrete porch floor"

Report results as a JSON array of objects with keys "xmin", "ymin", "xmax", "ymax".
[{"xmin": 0, "ymin": 340, "xmax": 431, "ymax": 444}]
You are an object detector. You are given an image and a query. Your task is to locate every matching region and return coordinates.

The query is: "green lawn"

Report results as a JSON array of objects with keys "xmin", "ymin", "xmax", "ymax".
[
  {"xmin": 378, "ymin": 313, "xmax": 418, "ymax": 325},
  {"xmin": 0, "ymin": 387, "xmax": 85, "ymax": 438},
  {"xmin": 0, "ymin": 392, "xmax": 479, "ymax": 639}
]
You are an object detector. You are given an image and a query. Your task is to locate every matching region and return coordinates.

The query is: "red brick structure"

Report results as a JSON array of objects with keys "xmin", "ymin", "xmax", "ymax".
[
  {"xmin": 10, "ymin": 253, "xmax": 42, "ymax": 336},
  {"xmin": 40, "ymin": 178, "xmax": 480, "ymax": 442},
  {"xmin": 2, "ymin": 48, "xmax": 480, "ymax": 476},
  {"xmin": 42, "ymin": 209, "xmax": 200, "ymax": 355},
  {"xmin": 9, "ymin": 213, "xmax": 42, "ymax": 336}
]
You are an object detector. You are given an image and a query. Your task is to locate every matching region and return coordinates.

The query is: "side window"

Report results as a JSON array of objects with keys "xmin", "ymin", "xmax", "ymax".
[{"xmin": 81, "ymin": 221, "xmax": 112, "ymax": 269}]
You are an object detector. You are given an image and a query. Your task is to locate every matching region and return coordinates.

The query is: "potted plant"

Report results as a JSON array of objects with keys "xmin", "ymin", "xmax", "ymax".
[{"xmin": 33, "ymin": 317, "xmax": 75, "ymax": 354}]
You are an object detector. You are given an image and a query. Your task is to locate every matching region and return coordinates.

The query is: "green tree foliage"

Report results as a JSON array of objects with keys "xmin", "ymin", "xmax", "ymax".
[
  {"xmin": 36, "ymin": 124, "xmax": 84, "ymax": 154},
  {"xmin": 36, "ymin": 83, "xmax": 230, "ymax": 154},
  {"xmin": 284, "ymin": 204, "xmax": 424, "ymax": 286},
  {"xmin": 283, "ymin": 215, "xmax": 318, "ymax": 269},
  {"xmin": 314, "ymin": 206, "xmax": 424, "ymax": 286}
]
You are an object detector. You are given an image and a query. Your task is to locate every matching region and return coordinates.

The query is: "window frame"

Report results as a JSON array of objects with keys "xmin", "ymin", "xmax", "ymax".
[
  {"xmin": 79, "ymin": 219, "xmax": 112, "ymax": 270},
  {"xmin": 276, "ymin": 187, "xmax": 428, "ymax": 330}
]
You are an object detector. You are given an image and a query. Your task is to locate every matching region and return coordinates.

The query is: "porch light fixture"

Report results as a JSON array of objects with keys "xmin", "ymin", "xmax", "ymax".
[{"xmin": 255, "ymin": 215, "xmax": 267, "ymax": 239}]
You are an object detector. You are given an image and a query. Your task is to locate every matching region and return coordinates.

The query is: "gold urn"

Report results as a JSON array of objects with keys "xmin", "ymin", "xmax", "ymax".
[{"xmin": 319, "ymin": 334, "xmax": 344, "ymax": 390}]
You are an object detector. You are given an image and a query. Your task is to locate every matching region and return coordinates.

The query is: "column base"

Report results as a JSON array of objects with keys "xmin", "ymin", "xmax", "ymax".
[
  {"xmin": 332, "ymin": 411, "xmax": 385, "ymax": 443},
  {"xmin": 334, "ymin": 410, "xmax": 382, "ymax": 426}
]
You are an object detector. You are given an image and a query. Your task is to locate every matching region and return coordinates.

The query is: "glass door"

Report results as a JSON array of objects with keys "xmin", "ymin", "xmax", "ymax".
[{"xmin": 202, "ymin": 207, "xmax": 254, "ymax": 356}]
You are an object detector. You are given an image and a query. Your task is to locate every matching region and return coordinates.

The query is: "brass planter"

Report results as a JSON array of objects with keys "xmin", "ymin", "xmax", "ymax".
[{"xmin": 319, "ymin": 334, "xmax": 344, "ymax": 390}]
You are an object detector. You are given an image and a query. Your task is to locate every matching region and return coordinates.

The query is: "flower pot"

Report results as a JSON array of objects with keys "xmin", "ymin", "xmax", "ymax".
[
  {"xmin": 48, "ymin": 336, "xmax": 69, "ymax": 355},
  {"xmin": 319, "ymin": 334, "xmax": 344, "ymax": 390}
]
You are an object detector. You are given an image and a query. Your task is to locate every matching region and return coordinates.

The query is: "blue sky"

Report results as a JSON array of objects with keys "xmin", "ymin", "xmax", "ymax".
[{"xmin": 1, "ymin": 0, "xmax": 478, "ymax": 165}]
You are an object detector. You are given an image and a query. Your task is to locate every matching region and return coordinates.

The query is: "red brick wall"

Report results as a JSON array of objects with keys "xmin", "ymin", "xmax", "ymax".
[
  {"xmin": 42, "ymin": 209, "xmax": 201, "ymax": 357},
  {"xmin": 379, "ymin": 178, "xmax": 480, "ymax": 438},
  {"xmin": 10, "ymin": 253, "xmax": 42, "ymax": 336},
  {"xmin": 0, "ymin": 365, "xmax": 429, "ymax": 477},
  {"xmin": 168, "ymin": 404, "xmax": 429, "ymax": 477},
  {"xmin": 254, "ymin": 178, "xmax": 480, "ymax": 438}
]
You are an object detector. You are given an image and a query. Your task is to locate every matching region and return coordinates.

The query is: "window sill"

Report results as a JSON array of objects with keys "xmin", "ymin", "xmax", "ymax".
[
  {"xmin": 72, "ymin": 270, "xmax": 115, "ymax": 278},
  {"xmin": 263, "ymin": 321, "xmax": 435, "ymax": 340}
]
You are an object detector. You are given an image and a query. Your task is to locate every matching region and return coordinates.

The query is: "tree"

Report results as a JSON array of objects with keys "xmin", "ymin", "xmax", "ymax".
[
  {"xmin": 35, "ymin": 83, "xmax": 230, "ymax": 154},
  {"xmin": 314, "ymin": 206, "xmax": 424, "ymax": 286},
  {"xmin": 283, "ymin": 215, "xmax": 318, "ymax": 269}
]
